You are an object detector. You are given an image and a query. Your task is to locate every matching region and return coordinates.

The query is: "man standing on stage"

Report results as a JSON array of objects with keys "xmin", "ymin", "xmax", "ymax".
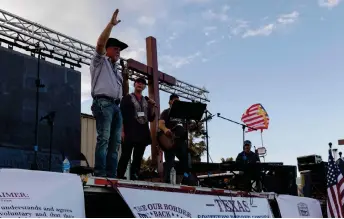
[
  {"xmin": 159, "ymin": 94, "xmax": 190, "ymax": 183},
  {"xmin": 90, "ymin": 9, "xmax": 128, "ymax": 178},
  {"xmin": 117, "ymin": 77, "xmax": 156, "ymax": 180}
]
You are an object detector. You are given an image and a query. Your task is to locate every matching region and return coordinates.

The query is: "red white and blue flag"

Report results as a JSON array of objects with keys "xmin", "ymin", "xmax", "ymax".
[
  {"xmin": 327, "ymin": 149, "xmax": 344, "ymax": 218},
  {"xmin": 241, "ymin": 103, "xmax": 269, "ymax": 132}
]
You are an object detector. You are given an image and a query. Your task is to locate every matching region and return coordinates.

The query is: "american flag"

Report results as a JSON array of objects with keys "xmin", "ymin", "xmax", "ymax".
[
  {"xmin": 327, "ymin": 149, "xmax": 344, "ymax": 218},
  {"xmin": 241, "ymin": 103, "xmax": 269, "ymax": 132}
]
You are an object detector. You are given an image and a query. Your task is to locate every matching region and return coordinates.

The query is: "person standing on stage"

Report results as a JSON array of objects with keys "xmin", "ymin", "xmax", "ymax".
[
  {"xmin": 159, "ymin": 94, "xmax": 190, "ymax": 183},
  {"xmin": 235, "ymin": 140, "xmax": 260, "ymax": 164},
  {"xmin": 90, "ymin": 9, "xmax": 128, "ymax": 178},
  {"xmin": 117, "ymin": 77, "xmax": 156, "ymax": 180}
]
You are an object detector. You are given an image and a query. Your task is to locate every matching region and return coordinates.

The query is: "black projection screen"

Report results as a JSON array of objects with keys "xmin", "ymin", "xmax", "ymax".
[{"xmin": 0, "ymin": 46, "xmax": 81, "ymax": 171}]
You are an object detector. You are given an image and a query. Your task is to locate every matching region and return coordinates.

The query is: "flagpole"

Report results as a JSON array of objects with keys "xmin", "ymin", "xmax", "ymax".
[
  {"xmin": 242, "ymin": 125, "xmax": 246, "ymax": 144},
  {"xmin": 260, "ymin": 130, "xmax": 264, "ymax": 147}
]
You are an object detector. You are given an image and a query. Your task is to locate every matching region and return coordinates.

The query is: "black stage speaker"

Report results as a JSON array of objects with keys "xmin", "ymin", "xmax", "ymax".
[
  {"xmin": 298, "ymin": 162, "xmax": 327, "ymax": 199},
  {"xmin": 264, "ymin": 165, "xmax": 298, "ymax": 195},
  {"xmin": 0, "ymin": 46, "xmax": 81, "ymax": 171}
]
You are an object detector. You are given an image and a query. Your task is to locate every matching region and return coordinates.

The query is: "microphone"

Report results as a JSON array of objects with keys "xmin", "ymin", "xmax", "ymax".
[{"xmin": 145, "ymin": 96, "xmax": 158, "ymax": 108}]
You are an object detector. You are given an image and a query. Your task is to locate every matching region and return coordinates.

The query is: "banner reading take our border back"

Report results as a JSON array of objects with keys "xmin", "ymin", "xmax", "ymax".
[
  {"xmin": 0, "ymin": 169, "xmax": 85, "ymax": 218},
  {"xmin": 118, "ymin": 187, "xmax": 273, "ymax": 218},
  {"xmin": 276, "ymin": 195, "xmax": 323, "ymax": 218}
]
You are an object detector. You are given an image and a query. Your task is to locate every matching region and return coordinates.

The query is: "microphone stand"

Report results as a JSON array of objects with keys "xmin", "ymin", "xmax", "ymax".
[
  {"xmin": 217, "ymin": 113, "xmax": 257, "ymax": 145},
  {"xmin": 47, "ymin": 112, "xmax": 56, "ymax": 171},
  {"xmin": 205, "ymin": 110, "xmax": 215, "ymax": 164},
  {"xmin": 31, "ymin": 43, "xmax": 45, "ymax": 170},
  {"xmin": 40, "ymin": 111, "xmax": 56, "ymax": 171}
]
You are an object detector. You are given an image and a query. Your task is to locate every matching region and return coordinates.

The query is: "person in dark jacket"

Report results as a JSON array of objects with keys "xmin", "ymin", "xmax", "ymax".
[
  {"xmin": 236, "ymin": 140, "xmax": 260, "ymax": 164},
  {"xmin": 235, "ymin": 140, "xmax": 261, "ymax": 191},
  {"xmin": 117, "ymin": 77, "xmax": 156, "ymax": 180}
]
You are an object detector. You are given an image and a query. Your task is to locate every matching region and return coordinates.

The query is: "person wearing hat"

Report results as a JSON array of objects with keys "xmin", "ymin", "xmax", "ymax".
[
  {"xmin": 235, "ymin": 140, "xmax": 260, "ymax": 164},
  {"xmin": 117, "ymin": 77, "xmax": 156, "ymax": 180},
  {"xmin": 90, "ymin": 9, "xmax": 128, "ymax": 178},
  {"xmin": 159, "ymin": 94, "xmax": 191, "ymax": 184},
  {"xmin": 235, "ymin": 140, "xmax": 261, "ymax": 191}
]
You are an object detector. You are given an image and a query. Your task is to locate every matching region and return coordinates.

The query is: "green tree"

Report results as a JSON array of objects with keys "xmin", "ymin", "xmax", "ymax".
[
  {"xmin": 188, "ymin": 121, "xmax": 207, "ymax": 162},
  {"xmin": 141, "ymin": 156, "xmax": 154, "ymax": 171},
  {"xmin": 221, "ymin": 157, "xmax": 234, "ymax": 163}
]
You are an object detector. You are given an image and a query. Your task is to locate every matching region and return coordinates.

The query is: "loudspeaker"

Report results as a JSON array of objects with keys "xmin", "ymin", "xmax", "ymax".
[
  {"xmin": 298, "ymin": 162, "xmax": 327, "ymax": 199},
  {"xmin": 264, "ymin": 165, "xmax": 298, "ymax": 195},
  {"xmin": 0, "ymin": 46, "xmax": 81, "ymax": 171}
]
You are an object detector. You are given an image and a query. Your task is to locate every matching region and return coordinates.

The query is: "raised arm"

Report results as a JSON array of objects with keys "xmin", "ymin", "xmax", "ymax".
[{"xmin": 95, "ymin": 9, "xmax": 121, "ymax": 55}]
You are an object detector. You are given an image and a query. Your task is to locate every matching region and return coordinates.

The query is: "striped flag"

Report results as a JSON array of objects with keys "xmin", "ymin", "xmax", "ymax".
[
  {"xmin": 327, "ymin": 149, "xmax": 344, "ymax": 218},
  {"xmin": 241, "ymin": 103, "xmax": 269, "ymax": 132}
]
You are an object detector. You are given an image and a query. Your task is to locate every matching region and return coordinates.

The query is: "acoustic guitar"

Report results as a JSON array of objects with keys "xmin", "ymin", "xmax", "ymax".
[
  {"xmin": 157, "ymin": 126, "xmax": 182, "ymax": 151},
  {"xmin": 157, "ymin": 121, "xmax": 200, "ymax": 151}
]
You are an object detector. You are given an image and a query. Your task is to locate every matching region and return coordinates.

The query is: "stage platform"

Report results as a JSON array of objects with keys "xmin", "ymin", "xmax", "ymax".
[{"xmin": 83, "ymin": 176, "xmax": 280, "ymax": 218}]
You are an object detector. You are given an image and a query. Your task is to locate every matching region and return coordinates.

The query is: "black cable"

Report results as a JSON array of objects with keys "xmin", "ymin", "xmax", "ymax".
[
  {"xmin": 106, "ymin": 178, "xmax": 118, "ymax": 192},
  {"xmin": 209, "ymin": 194, "xmax": 237, "ymax": 218},
  {"xmin": 206, "ymin": 180, "xmax": 237, "ymax": 218},
  {"xmin": 229, "ymin": 193, "xmax": 237, "ymax": 218}
]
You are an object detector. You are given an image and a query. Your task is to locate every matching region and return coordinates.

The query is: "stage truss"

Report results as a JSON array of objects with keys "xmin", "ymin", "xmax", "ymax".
[{"xmin": 0, "ymin": 8, "xmax": 209, "ymax": 102}]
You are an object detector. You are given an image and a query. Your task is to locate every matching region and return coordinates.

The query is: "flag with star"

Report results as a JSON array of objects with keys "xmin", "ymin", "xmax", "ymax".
[
  {"xmin": 241, "ymin": 103, "xmax": 270, "ymax": 132},
  {"xmin": 327, "ymin": 148, "xmax": 344, "ymax": 218}
]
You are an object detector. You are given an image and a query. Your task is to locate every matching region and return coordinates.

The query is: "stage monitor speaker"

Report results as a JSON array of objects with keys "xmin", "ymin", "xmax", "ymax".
[
  {"xmin": 297, "ymin": 162, "xmax": 327, "ymax": 199},
  {"xmin": 264, "ymin": 165, "xmax": 298, "ymax": 195},
  {"xmin": 297, "ymin": 155, "xmax": 322, "ymax": 171},
  {"xmin": 0, "ymin": 46, "xmax": 81, "ymax": 171}
]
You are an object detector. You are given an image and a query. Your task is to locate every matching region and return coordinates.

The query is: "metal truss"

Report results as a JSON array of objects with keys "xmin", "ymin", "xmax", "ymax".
[
  {"xmin": 125, "ymin": 67, "xmax": 209, "ymax": 102},
  {"xmin": 159, "ymin": 81, "xmax": 209, "ymax": 103},
  {"xmin": 0, "ymin": 8, "xmax": 93, "ymax": 65},
  {"xmin": 0, "ymin": 8, "xmax": 209, "ymax": 103}
]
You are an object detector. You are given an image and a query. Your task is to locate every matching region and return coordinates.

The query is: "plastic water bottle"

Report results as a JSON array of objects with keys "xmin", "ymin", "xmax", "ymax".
[
  {"xmin": 170, "ymin": 167, "xmax": 176, "ymax": 185},
  {"xmin": 62, "ymin": 157, "xmax": 70, "ymax": 173}
]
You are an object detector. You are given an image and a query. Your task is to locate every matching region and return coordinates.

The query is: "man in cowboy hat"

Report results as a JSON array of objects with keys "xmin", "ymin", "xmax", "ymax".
[{"xmin": 90, "ymin": 9, "xmax": 128, "ymax": 178}]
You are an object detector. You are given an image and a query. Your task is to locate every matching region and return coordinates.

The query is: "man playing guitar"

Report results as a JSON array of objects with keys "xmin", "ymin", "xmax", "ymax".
[{"xmin": 158, "ymin": 94, "xmax": 190, "ymax": 184}]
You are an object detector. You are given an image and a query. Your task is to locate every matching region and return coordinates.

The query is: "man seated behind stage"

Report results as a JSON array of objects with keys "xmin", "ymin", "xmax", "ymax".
[
  {"xmin": 236, "ymin": 140, "xmax": 260, "ymax": 164},
  {"xmin": 235, "ymin": 140, "xmax": 261, "ymax": 191},
  {"xmin": 117, "ymin": 77, "xmax": 156, "ymax": 180},
  {"xmin": 159, "ymin": 94, "xmax": 190, "ymax": 184}
]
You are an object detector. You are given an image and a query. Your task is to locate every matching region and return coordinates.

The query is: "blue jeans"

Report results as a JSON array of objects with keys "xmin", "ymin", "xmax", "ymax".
[{"xmin": 91, "ymin": 98, "xmax": 122, "ymax": 178}]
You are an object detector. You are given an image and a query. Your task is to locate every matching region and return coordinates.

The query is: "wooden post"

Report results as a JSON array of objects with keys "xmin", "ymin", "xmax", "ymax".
[
  {"xmin": 122, "ymin": 73, "xmax": 129, "ymax": 95},
  {"xmin": 146, "ymin": 37, "xmax": 163, "ymax": 177},
  {"xmin": 121, "ymin": 59, "xmax": 129, "ymax": 95}
]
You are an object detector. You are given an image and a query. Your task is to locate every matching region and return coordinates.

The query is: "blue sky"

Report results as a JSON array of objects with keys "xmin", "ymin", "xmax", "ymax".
[{"xmin": 1, "ymin": 0, "xmax": 343, "ymax": 166}]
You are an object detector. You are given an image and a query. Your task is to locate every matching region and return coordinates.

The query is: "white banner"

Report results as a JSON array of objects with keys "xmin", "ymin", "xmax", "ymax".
[
  {"xmin": 0, "ymin": 169, "xmax": 85, "ymax": 218},
  {"xmin": 276, "ymin": 195, "xmax": 323, "ymax": 218},
  {"xmin": 118, "ymin": 187, "xmax": 273, "ymax": 218}
]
